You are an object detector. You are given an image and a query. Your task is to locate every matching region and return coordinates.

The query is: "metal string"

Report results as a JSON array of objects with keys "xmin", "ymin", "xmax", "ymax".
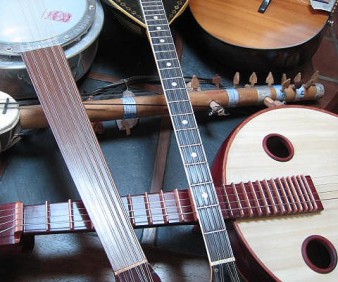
[
  {"xmin": 139, "ymin": 0, "xmax": 239, "ymax": 280},
  {"xmin": 13, "ymin": 0, "xmax": 153, "ymax": 279}
]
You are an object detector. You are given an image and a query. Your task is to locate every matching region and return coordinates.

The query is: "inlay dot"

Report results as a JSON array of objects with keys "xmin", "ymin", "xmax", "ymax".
[
  {"xmin": 202, "ymin": 192, "xmax": 208, "ymax": 199},
  {"xmin": 171, "ymin": 82, "xmax": 177, "ymax": 87},
  {"xmin": 156, "ymin": 27, "xmax": 161, "ymax": 30},
  {"xmin": 153, "ymin": 16, "xmax": 158, "ymax": 19},
  {"xmin": 160, "ymin": 39, "xmax": 165, "ymax": 43},
  {"xmin": 191, "ymin": 152, "xmax": 197, "ymax": 158},
  {"xmin": 166, "ymin": 62, "xmax": 172, "ymax": 67},
  {"xmin": 182, "ymin": 119, "xmax": 188, "ymax": 125}
]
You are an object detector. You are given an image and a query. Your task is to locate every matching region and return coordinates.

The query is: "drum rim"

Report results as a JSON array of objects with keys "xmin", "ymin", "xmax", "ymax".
[
  {"xmin": 0, "ymin": 0, "xmax": 97, "ymax": 56},
  {"xmin": 0, "ymin": 0, "xmax": 104, "ymax": 70}
]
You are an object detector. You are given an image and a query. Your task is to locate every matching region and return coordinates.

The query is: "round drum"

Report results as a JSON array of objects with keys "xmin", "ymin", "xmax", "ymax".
[
  {"xmin": 0, "ymin": 0, "xmax": 104, "ymax": 99},
  {"xmin": 0, "ymin": 91, "xmax": 20, "ymax": 152}
]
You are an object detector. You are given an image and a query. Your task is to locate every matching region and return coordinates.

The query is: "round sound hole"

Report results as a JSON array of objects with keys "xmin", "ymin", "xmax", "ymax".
[
  {"xmin": 262, "ymin": 134, "xmax": 294, "ymax": 162},
  {"xmin": 302, "ymin": 235, "xmax": 337, "ymax": 274}
]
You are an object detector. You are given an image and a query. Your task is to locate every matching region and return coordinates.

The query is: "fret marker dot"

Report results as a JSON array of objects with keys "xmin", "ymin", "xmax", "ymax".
[
  {"xmin": 191, "ymin": 152, "xmax": 197, "ymax": 158},
  {"xmin": 171, "ymin": 82, "xmax": 177, "ymax": 87},
  {"xmin": 202, "ymin": 192, "xmax": 208, "ymax": 199},
  {"xmin": 160, "ymin": 39, "xmax": 165, "ymax": 43},
  {"xmin": 182, "ymin": 119, "xmax": 188, "ymax": 125},
  {"xmin": 153, "ymin": 16, "xmax": 158, "ymax": 19},
  {"xmin": 156, "ymin": 27, "xmax": 161, "ymax": 30}
]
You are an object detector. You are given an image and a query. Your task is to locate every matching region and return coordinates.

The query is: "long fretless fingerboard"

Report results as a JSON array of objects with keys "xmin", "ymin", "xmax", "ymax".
[
  {"xmin": 138, "ymin": 0, "xmax": 239, "ymax": 280},
  {"xmin": 21, "ymin": 45, "xmax": 158, "ymax": 281}
]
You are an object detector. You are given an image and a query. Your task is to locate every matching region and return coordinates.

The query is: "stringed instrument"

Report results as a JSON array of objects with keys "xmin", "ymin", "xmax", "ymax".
[
  {"xmin": 104, "ymin": 0, "xmax": 240, "ymax": 280},
  {"xmin": 0, "ymin": 0, "xmax": 104, "ymax": 100},
  {"xmin": 212, "ymin": 105, "xmax": 338, "ymax": 281},
  {"xmin": 0, "ymin": 175, "xmax": 320, "ymax": 251},
  {"xmin": 102, "ymin": 0, "xmax": 188, "ymax": 31},
  {"xmin": 1, "ymin": 106, "xmax": 336, "ymax": 281},
  {"xmin": 188, "ymin": 0, "xmax": 332, "ymax": 72},
  {"xmin": 4, "ymin": 0, "xmax": 159, "ymax": 280}
]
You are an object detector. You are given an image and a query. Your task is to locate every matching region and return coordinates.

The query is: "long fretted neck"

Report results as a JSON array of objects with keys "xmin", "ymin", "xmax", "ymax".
[
  {"xmin": 21, "ymin": 45, "xmax": 157, "ymax": 281},
  {"xmin": 0, "ymin": 175, "xmax": 323, "ymax": 255},
  {"xmin": 138, "ymin": 0, "xmax": 238, "ymax": 279}
]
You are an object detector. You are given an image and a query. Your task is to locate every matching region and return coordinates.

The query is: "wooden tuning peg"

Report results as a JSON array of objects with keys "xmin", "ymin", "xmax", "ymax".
[
  {"xmin": 266, "ymin": 72, "xmax": 274, "ymax": 87},
  {"xmin": 212, "ymin": 74, "xmax": 222, "ymax": 88},
  {"xmin": 311, "ymin": 70, "xmax": 319, "ymax": 83},
  {"xmin": 263, "ymin": 97, "xmax": 285, "ymax": 108},
  {"xmin": 293, "ymin": 72, "xmax": 303, "ymax": 89},
  {"xmin": 281, "ymin": 78, "xmax": 291, "ymax": 92},
  {"xmin": 303, "ymin": 70, "xmax": 320, "ymax": 89},
  {"xmin": 248, "ymin": 72, "xmax": 257, "ymax": 87},
  {"xmin": 191, "ymin": 75, "xmax": 200, "ymax": 91},
  {"xmin": 233, "ymin": 72, "xmax": 240, "ymax": 88}
]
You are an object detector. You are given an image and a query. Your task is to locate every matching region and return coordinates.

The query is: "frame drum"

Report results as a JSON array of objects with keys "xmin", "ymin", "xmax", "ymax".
[
  {"xmin": 0, "ymin": 91, "xmax": 20, "ymax": 152},
  {"xmin": 0, "ymin": 0, "xmax": 104, "ymax": 99}
]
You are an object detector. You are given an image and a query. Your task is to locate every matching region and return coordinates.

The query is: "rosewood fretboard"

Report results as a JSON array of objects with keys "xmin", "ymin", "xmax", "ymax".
[{"xmin": 138, "ymin": 1, "xmax": 239, "ymax": 279}]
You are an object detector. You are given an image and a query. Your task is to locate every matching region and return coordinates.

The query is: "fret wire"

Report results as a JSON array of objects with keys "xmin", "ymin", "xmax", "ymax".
[
  {"xmin": 247, "ymin": 181, "xmax": 263, "ymax": 216},
  {"xmin": 275, "ymin": 178, "xmax": 292, "ymax": 213},
  {"xmin": 281, "ymin": 177, "xmax": 298, "ymax": 211},
  {"xmin": 17, "ymin": 176, "xmax": 320, "ymax": 222},
  {"xmin": 141, "ymin": 0, "xmax": 235, "ymax": 258},
  {"xmin": 301, "ymin": 175, "xmax": 318, "ymax": 209},
  {"xmin": 292, "ymin": 176, "xmax": 308, "ymax": 210},
  {"xmin": 21, "ymin": 197, "xmax": 322, "ymax": 226},
  {"xmin": 175, "ymin": 127, "xmax": 197, "ymax": 134},
  {"xmin": 263, "ymin": 180, "xmax": 279, "ymax": 214},
  {"xmin": 256, "ymin": 180, "xmax": 271, "ymax": 214},
  {"xmin": 268, "ymin": 179, "xmax": 286, "ymax": 214},
  {"xmin": 4, "ymin": 198, "xmax": 324, "ymax": 236},
  {"xmin": 10, "ymin": 192, "xmax": 324, "ymax": 229},
  {"xmin": 220, "ymin": 184, "xmax": 234, "ymax": 218},
  {"xmin": 285, "ymin": 177, "xmax": 303, "ymax": 211},
  {"xmin": 231, "ymin": 183, "xmax": 244, "ymax": 217},
  {"xmin": 298, "ymin": 175, "xmax": 313, "ymax": 211}
]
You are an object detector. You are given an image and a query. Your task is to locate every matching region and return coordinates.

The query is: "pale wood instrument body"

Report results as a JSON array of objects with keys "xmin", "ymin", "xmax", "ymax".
[
  {"xmin": 188, "ymin": 0, "xmax": 330, "ymax": 71},
  {"xmin": 189, "ymin": 0, "xmax": 328, "ymax": 49},
  {"xmin": 213, "ymin": 106, "xmax": 338, "ymax": 281}
]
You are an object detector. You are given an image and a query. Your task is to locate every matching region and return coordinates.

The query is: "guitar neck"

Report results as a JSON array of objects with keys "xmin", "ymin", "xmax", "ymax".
[
  {"xmin": 138, "ymin": 0, "xmax": 238, "ymax": 276},
  {"xmin": 0, "ymin": 175, "xmax": 322, "ymax": 253}
]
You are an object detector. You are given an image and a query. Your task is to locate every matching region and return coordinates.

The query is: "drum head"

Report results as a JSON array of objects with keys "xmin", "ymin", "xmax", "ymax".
[
  {"xmin": 0, "ymin": 91, "xmax": 20, "ymax": 135},
  {"xmin": 0, "ymin": 0, "xmax": 96, "ymax": 55}
]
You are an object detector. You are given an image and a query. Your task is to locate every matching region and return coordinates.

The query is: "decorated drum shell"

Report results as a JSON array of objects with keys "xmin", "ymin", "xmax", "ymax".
[{"xmin": 0, "ymin": 0, "xmax": 104, "ymax": 99}]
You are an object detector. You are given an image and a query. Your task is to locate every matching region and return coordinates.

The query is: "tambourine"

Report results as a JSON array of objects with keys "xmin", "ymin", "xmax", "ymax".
[
  {"xmin": 0, "ymin": 91, "xmax": 21, "ymax": 152},
  {"xmin": 0, "ymin": 0, "xmax": 104, "ymax": 99}
]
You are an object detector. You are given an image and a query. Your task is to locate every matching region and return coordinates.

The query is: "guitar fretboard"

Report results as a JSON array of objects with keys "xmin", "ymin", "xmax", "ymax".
[
  {"xmin": 0, "ymin": 175, "xmax": 322, "ymax": 253},
  {"xmin": 139, "ymin": 0, "xmax": 237, "ymax": 274}
]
